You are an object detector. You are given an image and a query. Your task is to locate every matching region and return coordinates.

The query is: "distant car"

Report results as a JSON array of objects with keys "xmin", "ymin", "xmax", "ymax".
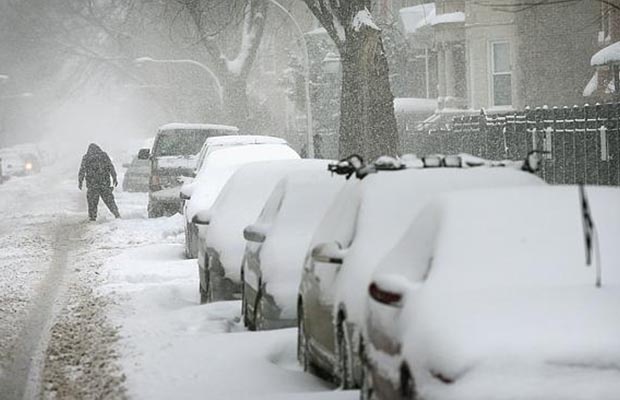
[
  {"xmin": 362, "ymin": 185, "xmax": 620, "ymax": 400},
  {"xmin": 297, "ymin": 155, "xmax": 546, "ymax": 388},
  {"xmin": 139, "ymin": 123, "xmax": 238, "ymax": 218},
  {"xmin": 182, "ymin": 135, "xmax": 293, "ymax": 258},
  {"xmin": 193, "ymin": 159, "xmax": 325, "ymax": 304},
  {"xmin": 0, "ymin": 150, "xmax": 40, "ymax": 178},
  {"xmin": 241, "ymin": 164, "xmax": 344, "ymax": 331}
]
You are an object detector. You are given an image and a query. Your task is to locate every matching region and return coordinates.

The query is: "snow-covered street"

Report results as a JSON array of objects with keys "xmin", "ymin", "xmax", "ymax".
[{"xmin": 0, "ymin": 161, "xmax": 355, "ymax": 400}]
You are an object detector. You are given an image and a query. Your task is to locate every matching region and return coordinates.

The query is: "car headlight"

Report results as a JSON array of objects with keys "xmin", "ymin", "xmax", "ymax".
[{"xmin": 24, "ymin": 162, "xmax": 33, "ymax": 171}]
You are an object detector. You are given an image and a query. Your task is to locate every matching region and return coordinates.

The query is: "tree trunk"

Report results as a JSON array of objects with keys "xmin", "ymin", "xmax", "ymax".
[
  {"xmin": 338, "ymin": 25, "xmax": 399, "ymax": 160},
  {"xmin": 222, "ymin": 76, "xmax": 250, "ymax": 131}
]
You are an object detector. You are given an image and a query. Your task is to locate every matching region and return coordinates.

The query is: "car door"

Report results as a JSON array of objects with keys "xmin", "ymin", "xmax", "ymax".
[{"xmin": 302, "ymin": 183, "xmax": 360, "ymax": 365}]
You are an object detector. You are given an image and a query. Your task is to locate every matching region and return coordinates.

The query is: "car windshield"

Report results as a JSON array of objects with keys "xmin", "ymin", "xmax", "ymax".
[{"xmin": 154, "ymin": 129, "xmax": 211, "ymax": 157}]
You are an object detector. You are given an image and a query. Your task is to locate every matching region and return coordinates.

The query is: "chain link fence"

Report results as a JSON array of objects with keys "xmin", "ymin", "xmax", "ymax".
[{"xmin": 402, "ymin": 103, "xmax": 620, "ymax": 186}]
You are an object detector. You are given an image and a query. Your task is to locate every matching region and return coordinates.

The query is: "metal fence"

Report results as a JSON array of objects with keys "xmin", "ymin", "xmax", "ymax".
[{"xmin": 402, "ymin": 103, "xmax": 620, "ymax": 186}]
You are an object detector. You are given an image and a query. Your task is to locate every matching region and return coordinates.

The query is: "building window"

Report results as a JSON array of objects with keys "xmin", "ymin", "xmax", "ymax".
[{"xmin": 491, "ymin": 41, "xmax": 512, "ymax": 107}]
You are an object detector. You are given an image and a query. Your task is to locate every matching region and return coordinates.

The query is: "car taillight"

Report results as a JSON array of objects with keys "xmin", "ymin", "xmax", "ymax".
[
  {"xmin": 150, "ymin": 175, "xmax": 161, "ymax": 191},
  {"xmin": 369, "ymin": 282, "xmax": 403, "ymax": 306}
]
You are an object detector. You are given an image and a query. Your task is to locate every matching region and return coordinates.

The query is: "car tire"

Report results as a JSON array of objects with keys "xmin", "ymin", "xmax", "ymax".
[
  {"xmin": 361, "ymin": 363, "xmax": 375, "ymax": 400},
  {"xmin": 337, "ymin": 319, "xmax": 355, "ymax": 389},
  {"xmin": 297, "ymin": 303, "xmax": 310, "ymax": 372},
  {"xmin": 253, "ymin": 284, "xmax": 264, "ymax": 331},
  {"xmin": 400, "ymin": 364, "xmax": 417, "ymax": 399},
  {"xmin": 199, "ymin": 283, "xmax": 208, "ymax": 304},
  {"xmin": 204, "ymin": 267, "xmax": 212, "ymax": 303}
]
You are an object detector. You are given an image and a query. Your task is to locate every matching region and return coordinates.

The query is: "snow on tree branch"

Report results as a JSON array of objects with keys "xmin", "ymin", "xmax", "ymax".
[{"xmin": 352, "ymin": 8, "xmax": 379, "ymax": 32}]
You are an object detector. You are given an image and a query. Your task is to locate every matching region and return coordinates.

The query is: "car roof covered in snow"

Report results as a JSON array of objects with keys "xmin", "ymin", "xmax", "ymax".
[
  {"xmin": 205, "ymin": 135, "xmax": 287, "ymax": 146},
  {"xmin": 385, "ymin": 185, "xmax": 620, "ymax": 289},
  {"xmin": 158, "ymin": 123, "xmax": 239, "ymax": 132}
]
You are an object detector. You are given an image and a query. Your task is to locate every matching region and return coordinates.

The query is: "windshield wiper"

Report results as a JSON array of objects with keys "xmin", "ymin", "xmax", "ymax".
[{"xmin": 579, "ymin": 185, "xmax": 602, "ymax": 288}]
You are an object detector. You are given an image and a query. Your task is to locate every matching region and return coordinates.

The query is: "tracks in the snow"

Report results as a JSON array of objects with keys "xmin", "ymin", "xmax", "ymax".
[{"xmin": 0, "ymin": 219, "xmax": 85, "ymax": 400}]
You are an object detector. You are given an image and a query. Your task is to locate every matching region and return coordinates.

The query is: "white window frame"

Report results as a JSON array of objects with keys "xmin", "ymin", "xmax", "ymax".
[{"xmin": 489, "ymin": 40, "xmax": 513, "ymax": 109}]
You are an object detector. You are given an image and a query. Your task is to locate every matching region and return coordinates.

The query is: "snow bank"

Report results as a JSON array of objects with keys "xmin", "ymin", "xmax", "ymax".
[
  {"xmin": 591, "ymin": 41, "xmax": 620, "ymax": 66},
  {"xmin": 101, "ymin": 242, "xmax": 346, "ymax": 399},
  {"xmin": 186, "ymin": 144, "xmax": 300, "ymax": 221},
  {"xmin": 256, "ymin": 167, "xmax": 345, "ymax": 318},
  {"xmin": 207, "ymin": 160, "xmax": 327, "ymax": 283},
  {"xmin": 380, "ymin": 186, "xmax": 620, "ymax": 400}
]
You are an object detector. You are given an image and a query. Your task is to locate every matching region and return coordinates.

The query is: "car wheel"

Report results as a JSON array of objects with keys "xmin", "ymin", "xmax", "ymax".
[
  {"xmin": 199, "ymin": 283, "xmax": 208, "ymax": 304},
  {"xmin": 400, "ymin": 364, "xmax": 417, "ymax": 399},
  {"xmin": 297, "ymin": 303, "xmax": 309, "ymax": 372},
  {"xmin": 361, "ymin": 363, "xmax": 375, "ymax": 400},
  {"xmin": 204, "ymin": 268, "xmax": 212, "ymax": 303},
  {"xmin": 337, "ymin": 319, "xmax": 354, "ymax": 389},
  {"xmin": 253, "ymin": 285, "xmax": 264, "ymax": 330}
]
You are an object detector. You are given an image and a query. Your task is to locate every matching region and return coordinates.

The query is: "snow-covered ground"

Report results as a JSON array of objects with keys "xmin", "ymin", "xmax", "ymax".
[{"xmin": 0, "ymin": 156, "xmax": 356, "ymax": 399}]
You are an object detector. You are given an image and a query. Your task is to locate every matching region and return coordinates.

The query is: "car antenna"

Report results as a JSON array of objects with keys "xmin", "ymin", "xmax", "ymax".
[{"xmin": 579, "ymin": 184, "xmax": 602, "ymax": 288}]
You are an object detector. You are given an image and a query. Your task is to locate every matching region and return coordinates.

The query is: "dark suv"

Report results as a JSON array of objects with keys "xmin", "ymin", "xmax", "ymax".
[{"xmin": 139, "ymin": 123, "xmax": 238, "ymax": 217}]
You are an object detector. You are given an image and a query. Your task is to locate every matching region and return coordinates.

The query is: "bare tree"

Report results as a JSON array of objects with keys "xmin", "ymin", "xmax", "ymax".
[
  {"xmin": 177, "ymin": 0, "xmax": 268, "ymax": 130},
  {"xmin": 298, "ymin": 0, "xmax": 398, "ymax": 159}
]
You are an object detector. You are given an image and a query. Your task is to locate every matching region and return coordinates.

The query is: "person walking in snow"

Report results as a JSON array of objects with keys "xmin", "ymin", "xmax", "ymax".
[{"xmin": 78, "ymin": 143, "xmax": 121, "ymax": 221}]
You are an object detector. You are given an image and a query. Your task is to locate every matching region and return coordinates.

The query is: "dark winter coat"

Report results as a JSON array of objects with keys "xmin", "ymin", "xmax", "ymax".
[{"xmin": 78, "ymin": 144, "xmax": 117, "ymax": 189}]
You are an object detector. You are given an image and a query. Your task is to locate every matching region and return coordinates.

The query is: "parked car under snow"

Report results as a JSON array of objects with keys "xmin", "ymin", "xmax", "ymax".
[
  {"xmin": 297, "ymin": 155, "xmax": 546, "ymax": 389},
  {"xmin": 193, "ymin": 159, "xmax": 323, "ymax": 304},
  {"xmin": 241, "ymin": 164, "xmax": 344, "ymax": 331},
  {"xmin": 182, "ymin": 135, "xmax": 295, "ymax": 258},
  {"xmin": 140, "ymin": 123, "xmax": 238, "ymax": 218},
  {"xmin": 362, "ymin": 185, "xmax": 620, "ymax": 400}
]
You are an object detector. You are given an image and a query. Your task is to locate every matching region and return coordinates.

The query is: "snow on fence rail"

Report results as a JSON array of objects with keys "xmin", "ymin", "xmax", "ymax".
[{"xmin": 403, "ymin": 103, "xmax": 620, "ymax": 186}]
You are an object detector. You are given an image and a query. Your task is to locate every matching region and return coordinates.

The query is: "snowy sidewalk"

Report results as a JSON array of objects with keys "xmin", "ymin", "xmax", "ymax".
[{"xmin": 98, "ymin": 215, "xmax": 356, "ymax": 399}]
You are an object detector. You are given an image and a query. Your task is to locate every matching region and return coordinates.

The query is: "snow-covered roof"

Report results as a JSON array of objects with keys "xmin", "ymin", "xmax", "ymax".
[
  {"xmin": 430, "ymin": 11, "xmax": 465, "ymax": 26},
  {"xmin": 591, "ymin": 41, "xmax": 620, "ymax": 66},
  {"xmin": 205, "ymin": 135, "xmax": 287, "ymax": 146},
  {"xmin": 158, "ymin": 123, "xmax": 239, "ymax": 132},
  {"xmin": 394, "ymin": 97, "xmax": 438, "ymax": 114},
  {"xmin": 583, "ymin": 71, "xmax": 598, "ymax": 97},
  {"xmin": 399, "ymin": 3, "xmax": 436, "ymax": 34}
]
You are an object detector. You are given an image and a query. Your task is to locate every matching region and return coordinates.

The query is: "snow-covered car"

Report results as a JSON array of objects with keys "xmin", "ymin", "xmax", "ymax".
[
  {"xmin": 140, "ymin": 123, "xmax": 238, "ymax": 218},
  {"xmin": 362, "ymin": 185, "xmax": 620, "ymax": 400},
  {"xmin": 182, "ymin": 135, "xmax": 294, "ymax": 258},
  {"xmin": 297, "ymin": 156, "xmax": 546, "ymax": 388},
  {"xmin": 241, "ymin": 164, "xmax": 344, "ymax": 331},
  {"xmin": 193, "ymin": 159, "xmax": 321, "ymax": 303}
]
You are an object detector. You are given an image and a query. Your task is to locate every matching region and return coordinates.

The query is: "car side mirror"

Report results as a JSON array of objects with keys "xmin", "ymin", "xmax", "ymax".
[
  {"xmin": 137, "ymin": 148, "xmax": 150, "ymax": 160},
  {"xmin": 192, "ymin": 210, "xmax": 211, "ymax": 225},
  {"xmin": 311, "ymin": 242, "xmax": 346, "ymax": 264},
  {"xmin": 368, "ymin": 274, "xmax": 416, "ymax": 307},
  {"xmin": 180, "ymin": 182, "xmax": 195, "ymax": 200},
  {"xmin": 243, "ymin": 224, "xmax": 267, "ymax": 243}
]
